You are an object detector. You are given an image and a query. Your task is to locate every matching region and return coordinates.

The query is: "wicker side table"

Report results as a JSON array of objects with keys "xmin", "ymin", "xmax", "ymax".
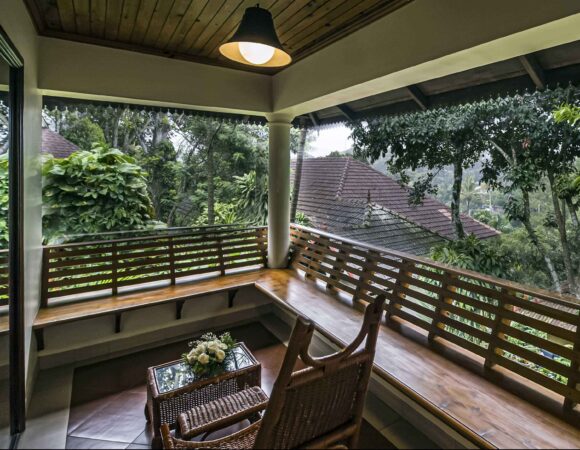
[{"xmin": 146, "ymin": 342, "xmax": 261, "ymax": 447}]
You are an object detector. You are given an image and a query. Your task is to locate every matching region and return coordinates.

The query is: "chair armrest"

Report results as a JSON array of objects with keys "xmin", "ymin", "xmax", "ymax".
[{"xmin": 178, "ymin": 386, "xmax": 268, "ymax": 439}]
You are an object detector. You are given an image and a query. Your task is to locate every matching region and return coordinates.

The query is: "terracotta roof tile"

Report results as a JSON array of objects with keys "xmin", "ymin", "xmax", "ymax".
[
  {"xmin": 293, "ymin": 157, "xmax": 500, "ymax": 241},
  {"xmin": 41, "ymin": 128, "xmax": 79, "ymax": 158}
]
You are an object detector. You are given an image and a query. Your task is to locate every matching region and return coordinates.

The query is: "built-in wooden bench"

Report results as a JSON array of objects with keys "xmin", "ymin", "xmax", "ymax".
[
  {"xmin": 253, "ymin": 268, "xmax": 580, "ymax": 449},
  {"xmin": 33, "ymin": 225, "xmax": 268, "ymax": 350},
  {"xmin": 31, "ymin": 224, "xmax": 580, "ymax": 448}
]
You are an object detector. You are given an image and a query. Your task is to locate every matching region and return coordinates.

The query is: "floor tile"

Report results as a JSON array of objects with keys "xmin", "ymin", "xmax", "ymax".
[
  {"xmin": 68, "ymin": 411, "xmax": 146, "ymax": 443},
  {"xmin": 66, "ymin": 436, "xmax": 129, "ymax": 449},
  {"xmin": 67, "ymin": 321, "xmax": 392, "ymax": 449}
]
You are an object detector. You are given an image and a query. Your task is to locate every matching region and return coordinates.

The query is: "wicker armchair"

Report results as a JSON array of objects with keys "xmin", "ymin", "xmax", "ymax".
[{"xmin": 161, "ymin": 295, "xmax": 386, "ymax": 449}]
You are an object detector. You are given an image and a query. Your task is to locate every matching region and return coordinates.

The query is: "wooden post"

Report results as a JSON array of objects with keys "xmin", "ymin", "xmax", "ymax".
[
  {"xmin": 111, "ymin": 242, "xmax": 119, "ymax": 296},
  {"xmin": 353, "ymin": 251, "xmax": 377, "ymax": 312},
  {"xmin": 564, "ymin": 314, "xmax": 580, "ymax": 412},
  {"xmin": 168, "ymin": 236, "xmax": 176, "ymax": 285},
  {"xmin": 484, "ymin": 287, "xmax": 512, "ymax": 370},
  {"xmin": 327, "ymin": 246, "xmax": 346, "ymax": 290},
  {"xmin": 217, "ymin": 236, "xmax": 226, "ymax": 276},
  {"xmin": 258, "ymin": 227, "xmax": 268, "ymax": 267},
  {"xmin": 428, "ymin": 273, "xmax": 455, "ymax": 342},
  {"xmin": 40, "ymin": 248, "xmax": 50, "ymax": 308},
  {"xmin": 386, "ymin": 259, "xmax": 410, "ymax": 322}
]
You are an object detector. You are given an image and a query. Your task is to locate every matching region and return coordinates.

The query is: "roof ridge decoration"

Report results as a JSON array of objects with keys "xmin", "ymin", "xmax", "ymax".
[{"xmin": 336, "ymin": 157, "xmax": 351, "ymax": 199}]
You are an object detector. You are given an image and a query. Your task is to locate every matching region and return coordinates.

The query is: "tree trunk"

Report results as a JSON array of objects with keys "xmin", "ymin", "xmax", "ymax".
[
  {"xmin": 566, "ymin": 198, "xmax": 579, "ymax": 228},
  {"xmin": 548, "ymin": 172, "xmax": 578, "ymax": 296},
  {"xmin": 290, "ymin": 129, "xmax": 307, "ymax": 222},
  {"xmin": 521, "ymin": 190, "xmax": 562, "ymax": 293},
  {"xmin": 205, "ymin": 123, "xmax": 222, "ymax": 226},
  {"xmin": 111, "ymin": 108, "xmax": 121, "ymax": 148},
  {"xmin": 207, "ymin": 144, "xmax": 215, "ymax": 225},
  {"xmin": 451, "ymin": 162, "xmax": 465, "ymax": 238}
]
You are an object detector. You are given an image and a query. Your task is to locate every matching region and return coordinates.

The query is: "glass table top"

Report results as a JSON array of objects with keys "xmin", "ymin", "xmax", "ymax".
[{"xmin": 154, "ymin": 344, "xmax": 255, "ymax": 394}]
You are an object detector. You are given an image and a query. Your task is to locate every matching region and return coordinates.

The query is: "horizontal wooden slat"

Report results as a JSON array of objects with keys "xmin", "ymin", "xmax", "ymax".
[
  {"xmin": 43, "ymin": 226, "xmax": 268, "ymax": 301},
  {"xmin": 290, "ymin": 224, "xmax": 580, "ymax": 407}
]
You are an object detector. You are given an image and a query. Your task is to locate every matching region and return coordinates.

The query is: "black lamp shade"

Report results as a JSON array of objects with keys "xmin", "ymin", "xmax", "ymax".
[{"xmin": 219, "ymin": 6, "xmax": 292, "ymax": 67}]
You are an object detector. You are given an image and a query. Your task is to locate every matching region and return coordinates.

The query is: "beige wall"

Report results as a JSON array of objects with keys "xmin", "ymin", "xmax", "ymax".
[
  {"xmin": 0, "ymin": 0, "xmax": 43, "ymax": 397},
  {"xmin": 273, "ymin": 0, "xmax": 580, "ymax": 116},
  {"xmin": 38, "ymin": 37, "xmax": 272, "ymax": 116}
]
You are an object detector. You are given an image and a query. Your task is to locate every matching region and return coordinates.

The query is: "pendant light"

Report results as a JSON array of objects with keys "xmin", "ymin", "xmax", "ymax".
[{"xmin": 219, "ymin": 4, "xmax": 292, "ymax": 68}]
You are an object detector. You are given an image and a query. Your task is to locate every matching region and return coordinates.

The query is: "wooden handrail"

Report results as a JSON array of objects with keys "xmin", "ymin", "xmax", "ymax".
[
  {"xmin": 44, "ymin": 224, "xmax": 266, "ymax": 249},
  {"xmin": 42, "ymin": 225, "xmax": 267, "ymax": 302},
  {"xmin": 291, "ymin": 224, "xmax": 580, "ymax": 309},
  {"xmin": 290, "ymin": 224, "xmax": 580, "ymax": 411}
]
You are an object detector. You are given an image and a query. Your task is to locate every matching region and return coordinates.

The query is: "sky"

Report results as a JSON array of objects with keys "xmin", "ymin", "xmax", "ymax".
[{"xmin": 307, "ymin": 124, "xmax": 352, "ymax": 158}]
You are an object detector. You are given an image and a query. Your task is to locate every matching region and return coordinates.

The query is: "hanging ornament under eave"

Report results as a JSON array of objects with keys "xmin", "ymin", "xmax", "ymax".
[{"xmin": 219, "ymin": 5, "xmax": 291, "ymax": 68}]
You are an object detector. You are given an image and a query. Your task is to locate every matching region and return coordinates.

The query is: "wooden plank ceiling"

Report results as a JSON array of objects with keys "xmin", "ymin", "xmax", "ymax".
[{"xmin": 25, "ymin": 0, "xmax": 412, "ymax": 73}]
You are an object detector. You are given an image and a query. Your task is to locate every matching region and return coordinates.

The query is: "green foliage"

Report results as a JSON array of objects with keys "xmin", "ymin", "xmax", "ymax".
[
  {"xmin": 471, "ymin": 210, "xmax": 511, "ymax": 232},
  {"xmin": 59, "ymin": 115, "xmax": 106, "ymax": 150},
  {"xmin": 554, "ymin": 103, "xmax": 580, "ymax": 125},
  {"xmin": 234, "ymin": 170, "xmax": 268, "ymax": 225},
  {"xmin": 0, "ymin": 154, "xmax": 9, "ymax": 247},
  {"xmin": 431, "ymin": 235, "xmax": 512, "ymax": 279},
  {"xmin": 294, "ymin": 212, "xmax": 312, "ymax": 226},
  {"xmin": 351, "ymin": 102, "xmax": 490, "ymax": 237},
  {"xmin": 194, "ymin": 202, "xmax": 240, "ymax": 225},
  {"xmin": 42, "ymin": 146, "xmax": 155, "ymax": 242}
]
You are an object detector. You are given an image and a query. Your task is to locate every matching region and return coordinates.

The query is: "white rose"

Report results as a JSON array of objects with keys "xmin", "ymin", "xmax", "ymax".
[
  {"xmin": 207, "ymin": 341, "xmax": 219, "ymax": 354},
  {"xmin": 215, "ymin": 349, "xmax": 226, "ymax": 362},
  {"xmin": 197, "ymin": 353, "xmax": 210, "ymax": 365},
  {"xmin": 196, "ymin": 343, "xmax": 206, "ymax": 354},
  {"xmin": 219, "ymin": 342, "xmax": 228, "ymax": 350},
  {"xmin": 186, "ymin": 349, "xmax": 198, "ymax": 364}
]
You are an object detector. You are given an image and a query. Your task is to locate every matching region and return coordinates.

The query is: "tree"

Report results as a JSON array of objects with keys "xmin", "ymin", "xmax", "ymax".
[
  {"xmin": 290, "ymin": 128, "xmax": 308, "ymax": 222},
  {"xmin": 0, "ymin": 154, "xmax": 8, "ymax": 247},
  {"xmin": 56, "ymin": 114, "xmax": 106, "ymax": 150},
  {"xmin": 481, "ymin": 88, "xmax": 580, "ymax": 296},
  {"xmin": 42, "ymin": 146, "xmax": 155, "ymax": 242},
  {"xmin": 0, "ymin": 101, "xmax": 8, "ymax": 154},
  {"xmin": 351, "ymin": 103, "xmax": 488, "ymax": 238}
]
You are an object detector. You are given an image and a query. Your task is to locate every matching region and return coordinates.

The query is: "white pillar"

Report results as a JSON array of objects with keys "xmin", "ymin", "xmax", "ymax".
[{"xmin": 267, "ymin": 114, "xmax": 293, "ymax": 268}]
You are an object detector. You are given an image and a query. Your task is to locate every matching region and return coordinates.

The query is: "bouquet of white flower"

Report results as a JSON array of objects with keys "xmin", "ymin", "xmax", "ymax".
[{"xmin": 182, "ymin": 332, "xmax": 236, "ymax": 376}]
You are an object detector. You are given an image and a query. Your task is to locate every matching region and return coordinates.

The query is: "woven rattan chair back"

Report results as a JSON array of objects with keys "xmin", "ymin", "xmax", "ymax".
[{"xmin": 253, "ymin": 295, "xmax": 386, "ymax": 449}]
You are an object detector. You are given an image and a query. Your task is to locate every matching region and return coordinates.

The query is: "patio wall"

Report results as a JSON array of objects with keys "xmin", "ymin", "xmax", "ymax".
[
  {"xmin": 0, "ymin": 0, "xmax": 44, "ymax": 402},
  {"xmin": 37, "ymin": 288, "xmax": 273, "ymax": 371},
  {"xmin": 38, "ymin": 37, "xmax": 272, "ymax": 116}
]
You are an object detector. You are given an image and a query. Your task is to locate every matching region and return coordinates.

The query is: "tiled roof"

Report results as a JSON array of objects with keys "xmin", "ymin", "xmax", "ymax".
[
  {"xmin": 41, "ymin": 128, "xmax": 79, "ymax": 158},
  {"xmin": 294, "ymin": 157, "xmax": 499, "ymax": 241},
  {"xmin": 298, "ymin": 194, "xmax": 446, "ymax": 255}
]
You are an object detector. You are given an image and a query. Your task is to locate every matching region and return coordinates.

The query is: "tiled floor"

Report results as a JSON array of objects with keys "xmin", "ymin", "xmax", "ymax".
[{"xmin": 66, "ymin": 322, "xmax": 394, "ymax": 449}]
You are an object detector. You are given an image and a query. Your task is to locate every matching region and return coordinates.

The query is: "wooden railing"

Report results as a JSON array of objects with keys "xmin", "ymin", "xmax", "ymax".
[
  {"xmin": 0, "ymin": 249, "xmax": 8, "ymax": 306},
  {"xmin": 290, "ymin": 224, "xmax": 580, "ymax": 411},
  {"xmin": 42, "ymin": 225, "xmax": 267, "ymax": 306}
]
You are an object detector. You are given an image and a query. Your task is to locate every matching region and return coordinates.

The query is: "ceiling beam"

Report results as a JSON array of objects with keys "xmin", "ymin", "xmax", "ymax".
[
  {"xmin": 337, "ymin": 104, "xmax": 356, "ymax": 121},
  {"xmin": 406, "ymin": 85, "xmax": 429, "ymax": 110},
  {"xmin": 518, "ymin": 53, "xmax": 546, "ymax": 89},
  {"xmin": 309, "ymin": 62, "xmax": 580, "ymax": 128},
  {"xmin": 309, "ymin": 112, "xmax": 320, "ymax": 127}
]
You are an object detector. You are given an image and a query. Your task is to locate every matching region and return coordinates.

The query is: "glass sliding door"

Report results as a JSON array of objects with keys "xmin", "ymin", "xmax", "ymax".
[
  {"xmin": 0, "ymin": 54, "xmax": 10, "ymax": 449},
  {"xmin": 0, "ymin": 26, "xmax": 24, "ymax": 447}
]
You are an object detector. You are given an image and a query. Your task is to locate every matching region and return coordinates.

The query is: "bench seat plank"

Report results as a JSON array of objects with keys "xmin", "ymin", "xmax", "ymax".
[
  {"xmin": 34, "ymin": 270, "xmax": 266, "ymax": 330},
  {"xmin": 255, "ymin": 269, "xmax": 580, "ymax": 450},
  {"xmin": 0, "ymin": 315, "xmax": 7, "ymax": 336}
]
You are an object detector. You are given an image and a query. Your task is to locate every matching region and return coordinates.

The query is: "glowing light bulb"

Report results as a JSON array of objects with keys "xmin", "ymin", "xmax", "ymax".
[{"xmin": 238, "ymin": 42, "xmax": 275, "ymax": 65}]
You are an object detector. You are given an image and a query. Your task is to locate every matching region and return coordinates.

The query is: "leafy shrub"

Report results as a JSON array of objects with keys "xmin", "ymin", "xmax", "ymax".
[
  {"xmin": 43, "ymin": 146, "xmax": 155, "ymax": 242},
  {"xmin": 430, "ymin": 234, "xmax": 512, "ymax": 279},
  {"xmin": 0, "ymin": 154, "xmax": 8, "ymax": 247}
]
